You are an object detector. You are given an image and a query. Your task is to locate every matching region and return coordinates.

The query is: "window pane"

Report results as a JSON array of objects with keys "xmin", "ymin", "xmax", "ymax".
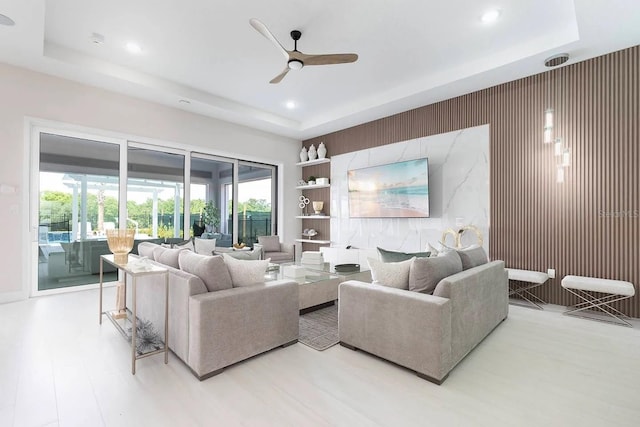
[
  {"xmin": 236, "ymin": 163, "xmax": 274, "ymax": 245},
  {"xmin": 127, "ymin": 147, "xmax": 185, "ymax": 240},
  {"xmin": 190, "ymin": 155, "xmax": 233, "ymax": 247},
  {"xmin": 38, "ymin": 134, "xmax": 119, "ymax": 290}
]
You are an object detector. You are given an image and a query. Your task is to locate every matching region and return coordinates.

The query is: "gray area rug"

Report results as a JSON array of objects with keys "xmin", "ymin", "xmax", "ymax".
[{"xmin": 299, "ymin": 305, "xmax": 339, "ymax": 351}]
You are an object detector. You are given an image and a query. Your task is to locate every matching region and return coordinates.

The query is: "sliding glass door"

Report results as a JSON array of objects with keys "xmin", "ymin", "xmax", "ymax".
[
  {"xmin": 127, "ymin": 145, "xmax": 185, "ymax": 241},
  {"xmin": 38, "ymin": 133, "xmax": 120, "ymax": 291},
  {"xmin": 189, "ymin": 155, "xmax": 234, "ymax": 245},
  {"xmin": 33, "ymin": 128, "xmax": 278, "ymax": 294},
  {"xmin": 236, "ymin": 162, "xmax": 276, "ymax": 245}
]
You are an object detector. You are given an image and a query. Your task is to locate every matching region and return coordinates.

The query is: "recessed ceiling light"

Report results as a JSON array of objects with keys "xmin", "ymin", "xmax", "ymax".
[
  {"xmin": 286, "ymin": 101, "xmax": 296, "ymax": 109},
  {"xmin": 0, "ymin": 14, "xmax": 15, "ymax": 26},
  {"xmin": 125, "ymin": 42, "xmax": 142, "ymax": 54},
  {"xmin": 481, "ymin": 9, "xmax": 501, "ymax": 24}
]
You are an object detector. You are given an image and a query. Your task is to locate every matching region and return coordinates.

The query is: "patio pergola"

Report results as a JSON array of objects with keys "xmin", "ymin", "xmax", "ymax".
[{"xmin": 62, "ymin": 174, "xmax": 183, "ymax": 240}]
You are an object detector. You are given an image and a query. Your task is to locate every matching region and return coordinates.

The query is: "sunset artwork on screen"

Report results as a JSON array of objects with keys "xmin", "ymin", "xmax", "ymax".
[{"xmin": 348, "ymin": 158, "xmax": 429, "ymax": 218}]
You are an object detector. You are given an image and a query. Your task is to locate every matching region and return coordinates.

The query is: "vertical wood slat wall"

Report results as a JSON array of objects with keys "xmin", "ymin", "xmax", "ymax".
[{"xmin": 303, "ymin": 46, "xmax": 640, "ymax": 317}]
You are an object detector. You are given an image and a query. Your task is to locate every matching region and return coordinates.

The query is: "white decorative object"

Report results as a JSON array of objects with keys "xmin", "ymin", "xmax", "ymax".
[
  {"xmin": 300, "ymin": 146, "xmax": 308, "ymax": 162},
  {"xmin": 316, "ymin": 177, "xmax": 329, "ymax": 185},
  {"xmin": 302, "ymin": 228, "xmax": 318, "ymax": 239},
  {"xmin": 301, "ymin": 251, "xmax": 324, "ymax": 264},
  {"xmin": 318, "ymin": 142, "xmax": 327, "ymax": 159},
  {"xmin": 312, "ymin": 201, "xmax": 324, "ymax": 214},
  {"xmin": 308, "ymin": 144, "xmax": 317, "ymax": 160},
  {"xmin": 298, "ymin": 195, "xmax": 310, "ymax": 215},
  {"xmin": 283, "ymin": 264, "xmax": 306, "ymax": 278}
]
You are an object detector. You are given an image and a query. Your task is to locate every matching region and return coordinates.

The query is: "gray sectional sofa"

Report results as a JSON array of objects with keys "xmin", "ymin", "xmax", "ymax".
[
  {"xmin": 338, "ymin": 260, "xmax": 509, "ymax": 384},
  {"xmin": 133, "ymin": 242, "xmax": 299, "ymax": 380}
]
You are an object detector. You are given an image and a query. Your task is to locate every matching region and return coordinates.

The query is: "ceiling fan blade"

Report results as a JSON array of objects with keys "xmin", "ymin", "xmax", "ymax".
[
  {"xmin": 269, "ymin": 67, "xmax": 290, "ymax": 84},
  {"xmin": 249, "ymin": 18, "xmax": 290, "ymax": 60},
  {"xmin": 299, "ymin": 53, "xmax": 358, "ymax": 66}
]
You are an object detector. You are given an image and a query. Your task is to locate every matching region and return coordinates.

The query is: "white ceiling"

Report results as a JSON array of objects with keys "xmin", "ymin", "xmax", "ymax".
[{"xmin": 0, "ymin": 0, "xmax": 639, "ymax": 139}]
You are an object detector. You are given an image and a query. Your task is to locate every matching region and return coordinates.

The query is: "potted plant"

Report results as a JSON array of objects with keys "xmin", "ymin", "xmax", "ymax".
[
  {"xmin": 201, "ymin": 201, "xmax": 220, "ymax": 233},
  {"xmin": 307, "ymin": 175, "xmax": 316, "ymax": 185}
]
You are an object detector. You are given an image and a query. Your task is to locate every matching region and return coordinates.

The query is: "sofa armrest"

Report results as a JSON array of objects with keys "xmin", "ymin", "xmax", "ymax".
[
  {"xmin": 253, "ymin": 243, "xmax": 264, "ymax": 260},
  {"xmin": 188, "ymin": 280, "xmax": 299, "ymax": 377},
  {"xmin": 128, "ymin": 266, "xmax": 208, "ymax": 365},
  {"xmin": 433, "ymin": 260, "xmax": 508, "ymax": 367},
  {"xmin": 281, "ymin": 242, "xmax": 295, "ymax": 257},
  {"xmin": 339, "ymin": 280, "xmax": 452, "ymax": 381}
]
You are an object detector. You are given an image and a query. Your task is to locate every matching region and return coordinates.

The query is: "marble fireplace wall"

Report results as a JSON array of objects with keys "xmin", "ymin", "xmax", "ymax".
[{"xmin": 330, "ymin": 124, "xmax": 489, "ymax": 253}]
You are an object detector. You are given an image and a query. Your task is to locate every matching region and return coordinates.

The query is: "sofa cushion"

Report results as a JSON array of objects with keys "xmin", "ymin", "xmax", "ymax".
[
  {"xmin": 194, "ymin": 238, "xmax": 216, "ymax": 255},
  {"xmin": 264, "ymin": 251, "xmax": 293, "ymax": 263},
  {"xmin": 178, "ymin": 251, "xmax": 232, "ymax": 292},
  {"xmin": 456, "ymin": 246, "xmax": 488, "ymax": 270},
  {"xmin": 258, "ymin": 235, "xmax": 281, "ymax": 252},
  {"xmin": 377, "ymin": 247, "xmax": 430, "ymax": 262},
  {"xmin": 223, "ymin": 254, "xmax": 270, "ymax": 287},
  {"xmin": 174, "ymin": 239, "xmax": 194, "ymax": 251},
  {"xmin": 409, "ymin": 250, "xmax": 463, "ymax": 294},
  {"xmin": 367, "ymin": 257, "xmax": 415, "ymax": 290},
  {"xmin": 216, "ymin": 249, "xmax": 262, "ymax": 260},
  {"xmin": 152, "ymin": 246, "xmax": 184, "ymax": 269},
  {"xmin": 137, "ymin": 241, "xmax": 159, "ymax": 259}
]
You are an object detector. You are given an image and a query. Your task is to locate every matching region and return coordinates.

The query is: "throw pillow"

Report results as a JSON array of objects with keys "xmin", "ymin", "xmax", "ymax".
[
  {"xmin": 223, "ymin": 254, "xmax": 270, "ymax": 287},
  {"xmin": 426, "ymin": 243, "xmax": 439, "ymax": 257},
  {"xmin": 367, "ymin": 257, "xmax": 415, "ymax": 290},
  {"xmin": 222, "ymin": 250, "xmax": 262, "ymax": 260},
  {"xmin": 174, "ymin": 239, "xmax": 194, "ymax": 252},
  {"xmin": 377, "ymin": 247, "xmax": 430, "ymax": 262},
  {"xmin": 152, "ymin": 246, "xmax": 184, "ymax": 269},
  {"xmin": 137, "ymin": 241, "xmax": 159, "ymax": 259},
  {"xmin": 456, "ymin": 246, "xmax": 488, "ymax": 270},
  {"xmin": 194, "ymin": 237, "xmax": 217, "ymax": 255},
  {"xmin": 409, "ymin": 250, "xmax": 463, "ymax": 294},
  {"xmin": 178, "ymin": 251, "xmax": 232, "ymax": 292},
  {"xmin": 257, "ymin": 235, "xmax": 281, "ymax": 252}
]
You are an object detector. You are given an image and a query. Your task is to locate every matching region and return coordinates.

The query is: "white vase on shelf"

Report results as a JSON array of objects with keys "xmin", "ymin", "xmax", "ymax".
[
  {"xmin": 299, "ymin": 146, "xmax": 308, "ymax": 162},
  {"xmin": 308, "ymin": 144, "xmax": 317, "ymax": 160},
  {"xmin": 318, "ymin": 142, "xmax": 327, "ymax": 159}
]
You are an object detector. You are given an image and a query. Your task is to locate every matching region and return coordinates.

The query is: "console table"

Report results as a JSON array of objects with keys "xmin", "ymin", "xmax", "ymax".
[{"xmin": 99, "ymin": 254, "xmax": 169, "ymax": 374}]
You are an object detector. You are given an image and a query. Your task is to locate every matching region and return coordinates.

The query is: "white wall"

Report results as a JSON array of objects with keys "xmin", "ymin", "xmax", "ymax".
[
  {"xmin": 330, "ymin": 125, "xmax": 489, "ymax": 253},
  {"xmin": 0, "ymin": 62, "xmax": 300, "ymax": 302}
]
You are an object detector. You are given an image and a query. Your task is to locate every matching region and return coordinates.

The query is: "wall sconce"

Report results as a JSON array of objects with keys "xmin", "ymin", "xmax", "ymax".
[
  {"xmin": 554, "ymin": 138, "xmax": 563, "ymax": 156},
  {"xmin": 562, "ymin": 149, "xmax": 571, "ymax": 167},
  {"xmin": 544, "ymin": 109, "xmax": 554, "ymax": 143},
  {"xmin": 556, "ymin": 166, "xmax": 565, "ymax": 184},
  {"xmin": 544, "ymin": 54, "xmax": 572, "ymax": 184}
]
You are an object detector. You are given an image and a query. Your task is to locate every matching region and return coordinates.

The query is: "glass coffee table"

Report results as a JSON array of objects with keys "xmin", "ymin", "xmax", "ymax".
[{"xmin": 267, "ymin": 262, "xmax": 371, "ymax": 312}]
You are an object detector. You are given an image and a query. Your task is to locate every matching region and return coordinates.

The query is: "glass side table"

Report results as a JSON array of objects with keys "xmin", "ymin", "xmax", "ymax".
[{"xmin": 99, "ymin": 254, "xmax": 169, "ymax": 374}]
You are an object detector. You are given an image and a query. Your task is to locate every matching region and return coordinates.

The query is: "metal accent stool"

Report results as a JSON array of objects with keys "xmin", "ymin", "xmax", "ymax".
[
  {"xmin": 506, "ymin": 268, "xmax": 549, "ymax": 310},
  {"xmin": 561, "ymin": 275, "xmax": 635, "ymax": 327}
]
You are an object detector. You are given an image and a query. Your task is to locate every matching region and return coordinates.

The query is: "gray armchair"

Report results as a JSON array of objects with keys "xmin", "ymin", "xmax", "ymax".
[{"xmin": 255, "ymin": 235, "xmax": 295, "ymax": 263}]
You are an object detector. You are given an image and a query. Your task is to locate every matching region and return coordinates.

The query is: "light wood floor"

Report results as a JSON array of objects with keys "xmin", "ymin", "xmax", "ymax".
[{"xmin": 1, "ymin": 289, "xmax": 639, "ymax": 427}]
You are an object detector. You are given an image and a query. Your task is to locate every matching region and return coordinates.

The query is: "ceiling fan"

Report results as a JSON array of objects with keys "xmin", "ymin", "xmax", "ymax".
[{"xmin": 249, "ymin": 18, "xmax": 358, "ymax": 84}]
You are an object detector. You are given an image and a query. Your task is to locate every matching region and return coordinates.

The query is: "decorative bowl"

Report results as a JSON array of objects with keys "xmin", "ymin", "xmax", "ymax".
[
  {"xmin": 106, "ymin": 229, "xmax": 135, "ymax": 264},
  {"xmin": 334, "ymin": 263, "xmax": 360, "ymax": 273}
]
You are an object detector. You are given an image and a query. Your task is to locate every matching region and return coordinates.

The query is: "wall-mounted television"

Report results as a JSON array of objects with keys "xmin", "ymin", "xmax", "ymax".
[{"xmin": 348, "ymin": 158, "xmax": 429, "ymax": 218}]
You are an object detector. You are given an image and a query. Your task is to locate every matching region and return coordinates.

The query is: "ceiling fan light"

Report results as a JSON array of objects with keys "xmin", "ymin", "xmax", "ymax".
[{"xmin": 288, "ymin": 59, "xmax": 303, "ymax": 70}]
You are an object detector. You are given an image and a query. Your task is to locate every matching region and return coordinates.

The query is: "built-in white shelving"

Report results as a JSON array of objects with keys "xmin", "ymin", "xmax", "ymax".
[
  {"xmin": 295, "ymin": 215, "xmax": 330, "ymax": 219},
  {"xmin": 295, "ymin": 183, "xmax": 330, "ymax": 190},
  {"xmin": 295, "ymin": 239, "xmax": 331, "ymax": 245},
  {"xmin": 295, "ymin": 158, "xmax": 330, "ymax": 167}
]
